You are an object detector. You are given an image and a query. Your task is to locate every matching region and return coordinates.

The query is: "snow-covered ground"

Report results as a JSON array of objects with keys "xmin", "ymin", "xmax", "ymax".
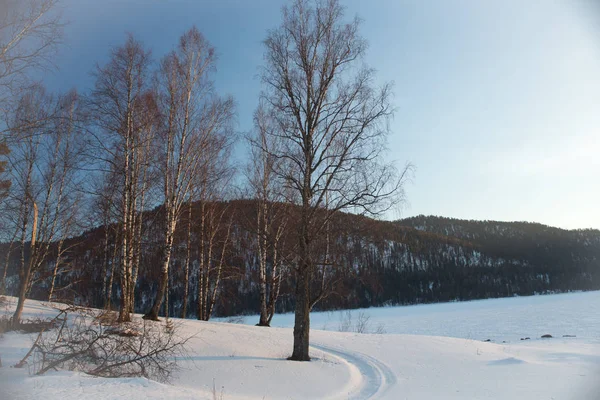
[
  {"xmin": 232, "ymin": 291, "xmax": 600, "ymax": 342},
  {"xmin": 2, "ymin": 292, "xmax": 600, "ymax": 399}
]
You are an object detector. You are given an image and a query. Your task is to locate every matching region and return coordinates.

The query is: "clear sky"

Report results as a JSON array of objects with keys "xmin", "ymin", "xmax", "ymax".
[{"xmin": 42, "ymin": 0, "xmax": 600, "ymax": 230}]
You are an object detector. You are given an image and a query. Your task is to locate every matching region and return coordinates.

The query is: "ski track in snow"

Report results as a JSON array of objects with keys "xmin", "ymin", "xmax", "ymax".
[{"xmin": 312, "ymin": 343, "xmax": 397, "ymax": 400}]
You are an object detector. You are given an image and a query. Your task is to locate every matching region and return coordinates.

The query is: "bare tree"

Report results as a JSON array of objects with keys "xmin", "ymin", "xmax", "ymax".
[
  {"xmin": 79, "ymin": 167, "xmax": 122, "ymax": 310},
  {"xmin": 192, "ymin": 122, "xmax": 236, "ymax": 321},
  {"xmin": 45, "ymin": 201, "xmax": 81, "ymax": 302},
  {"xmin": 93, "ymin": 177, "xmax": 120, "ymax": 308},
  {"xmin": 128, "ymin": 93, "xmax": 158, "ymax": 314},
  {"xmin": 196, "ymin": 200, "xmax": 234, "ymax": 321},
  {"xmin": 248, "ymin": 104, "xmax": 288, "ymax": 327},
  {"xmin": 260, "ymin": 0, "xmax": 411, "ymax": 360},
  {"xmin": 0, "ymin": 0, "xmax": 64, "ymax": 251},
  {"xmin": 144, "ymin": 27, "xmax": 235, "ymax": 320},
  {"xmin": 89, "ymin": 35, "xmax": 155, "ymax": 322},
  {"xmin": 46, "ymin": 235, "xmax": 70, "ymax": 301},
  {"xmin": 4, "ymin": 87, "xmax": 84, "ymax": 324},
  {"xmin": 0, "ymin": 0, "xmax": 63, "ymax": 114}
]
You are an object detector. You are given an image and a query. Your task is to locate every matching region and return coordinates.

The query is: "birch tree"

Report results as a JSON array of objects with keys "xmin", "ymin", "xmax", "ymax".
[
  {"xmin": 248, "ymin": 104, "xmax": 288, "ymax": 327},
  {"xmin": 89, "ymin": 35, "xmax": 155, "ymax": 322},
  {"xmin": 260, "ymin": 0, "xmax": 411, "ymax": 360},
  {"xmin": 144, "ymin": 27, "xmax": 235, "ymax": 320},
  {"xmin": 196, "ymin": 201, "xmax": 234, "ymax": 321},
  {"xmin": 91, "ymin": 174, "xmax": 120, "ymax": 308},
  {"xmin": 5, "ymin": 87, "xmax": 83, "ymax": 324}
]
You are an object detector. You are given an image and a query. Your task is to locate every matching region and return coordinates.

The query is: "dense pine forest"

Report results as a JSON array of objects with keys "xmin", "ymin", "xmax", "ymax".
[{"xmin": 2, "ymin": 204, "xmax": 599, "ymax": 318}]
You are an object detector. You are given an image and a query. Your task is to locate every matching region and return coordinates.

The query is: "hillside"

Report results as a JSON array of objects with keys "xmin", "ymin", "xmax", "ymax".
[{"xmin": 2, "ymin": 203, "xmax": 600, "ymax": 318}]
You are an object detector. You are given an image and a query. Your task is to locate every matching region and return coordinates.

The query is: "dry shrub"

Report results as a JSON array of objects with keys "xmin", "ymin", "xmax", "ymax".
[
  {"xmin": 354, "ymin": 312, "xmax": 371, "ymax": 334},
  {"xmin": 17, "ymin": 307, "xmax": 189, "ymax": 383},
  {"xmin": 0, "ymin": 315, "xmax": 57, "ymax": 335},
  {"xmin": 338, "ymin": 310, "xmax": 352, "ymax": 332},
  {"xmin": 105, "ymin": 326, "xmax": 142, "ymax": 337},
  {"xmin": 374, "ymin": 323, "xmax": 387, "ymax": 334},
  {"xmin": 337, "ymin": 310, "xmax": 386, "ymax": 334},
  {"xmin": 225, "ymin": 315, "xmax": 245, "ymax": 324},
  {"xmin": 15, "ymin": 318, "xmax": 57, "ymax": 333},
  {"xmin": 93, "ymin": 309, "xmax": 119, "ymax": 326}
]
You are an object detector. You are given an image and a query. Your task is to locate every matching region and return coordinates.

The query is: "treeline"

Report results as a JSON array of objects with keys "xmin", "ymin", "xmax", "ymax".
[{"xmin": 3, "ymin": 206, "xmax": 599, "ymax": 317}]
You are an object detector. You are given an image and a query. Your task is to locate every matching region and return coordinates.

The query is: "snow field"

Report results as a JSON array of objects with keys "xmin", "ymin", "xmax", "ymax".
[{"xmin": 1, "ymin": 292, "xmax": 600, "ymax": 399}]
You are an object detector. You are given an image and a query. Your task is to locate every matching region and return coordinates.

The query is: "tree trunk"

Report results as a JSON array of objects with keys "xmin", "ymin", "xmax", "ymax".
[
  {"xmin": 257, "ymin": 200, "xmax": 269, "ymax": 326},
  {"xmin": 266, "ymin": 229, "xmax": 283, "ymax": 326},
  {"xmin": 181, "ymin": 202, "xmax": 193, "ymax": 318},
  {"xmin": 206, "ymin": 217, "xmax": 231, "ymax": 320},
  {"xmin": 106, "ymin": 232, "xmax": 119, "ymax": 309},
  {"xmin": 197, "ymin": 202, "xmax": 206, "ymax": 320},
  {"xmin": 290, "ymin": 184, "xmax": 312, "ymax": 361},
  {"xmin": 12, "ymin": 269, "xmax": 30, "ymax": 326},
  {"xmin": 289, "ymin": 266, "xmax": 311, "ymax": 361},
  {"xmin": 118, "ymin": 103, "xmax": 135, "ymax": 323},
  {"xmin": 130, "ymin": 152, "xmax": 149, "ymax": 314},
  {"xmin": 118, "ymin": 149, "xmax": 131, "ymax": 322},
  {"xmin": 202, "ymin": 224, "xmax": 213, "ymax": 321},
  {"xmin": 165, "ymin": 262, "xmax": 170, "ymax": 321},
  {"xmin": 100, "ymin": 223, "xmax": 111, "ymax": 307},
  {"xmin": 47, "ymin": 239, "xmax": 64, "ymax": 301},
  {"xmin": 12, "ymin": 200, "xmax": 37, "ymax": 326},
  {"xmin": 144, "ymin": 227, "xmax": 174, "ymax": 320},
  {"xmin": 118, "ymin": 229, "xmax": 130, "ymax": 323}
]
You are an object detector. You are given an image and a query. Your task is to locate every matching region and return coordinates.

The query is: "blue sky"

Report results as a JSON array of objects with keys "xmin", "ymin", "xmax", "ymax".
[{"xmin": 43, "ymin": 0, "xmax": 600, "ymax": 230}]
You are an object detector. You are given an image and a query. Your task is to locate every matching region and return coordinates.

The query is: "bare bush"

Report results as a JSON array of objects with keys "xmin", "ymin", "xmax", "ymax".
[
  {"xmin": 226, "ymin": 315, "xmax": 245, "ymax": 324},
  {"xmin": 338, "ymin": 310, "xmax": 352, "ymax": 333},
  {"xmin": 13, "ymin": 317, "xmax": 57, "ymax": 333},
  {"xmin": 354, "ymin": 312, "xmax": 371, "ymax": 334},
  {"xmin": 1, "ymin": 315, "xmax": 54, "ymax": 337},
  {"xmin": 0, "ymin": 308, "xmax": 57, "ymax": 338},
  {"xmin": 374, "ymin": 323, "xmax": 387, "ymax": 335},
  {"xmin": 337, "ymin": 310, "xmax": 385, "ymax": 334},
  {"xmin": 17, "ymin": 307, "xmax": 188, "ymax": 382},
  {"xmin": 93, "ymin": 309, "xmax": 119, "ymax": 326}
]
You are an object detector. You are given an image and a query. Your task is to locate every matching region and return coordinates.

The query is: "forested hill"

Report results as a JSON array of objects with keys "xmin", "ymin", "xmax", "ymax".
[
  {"xmin": 3, "ymin": 203, "xmax": 600, "ymax": 318},
  {"xmin": 399, "ymin": 215, "xmax": 599, "ymax": 241},
  {"xmin": 382, "ymin": 215, "xmax": 600, "ymax": 302},
  {"xmin": 397, "ymin": 215, "xmax": 600, "ymax": 267}
]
